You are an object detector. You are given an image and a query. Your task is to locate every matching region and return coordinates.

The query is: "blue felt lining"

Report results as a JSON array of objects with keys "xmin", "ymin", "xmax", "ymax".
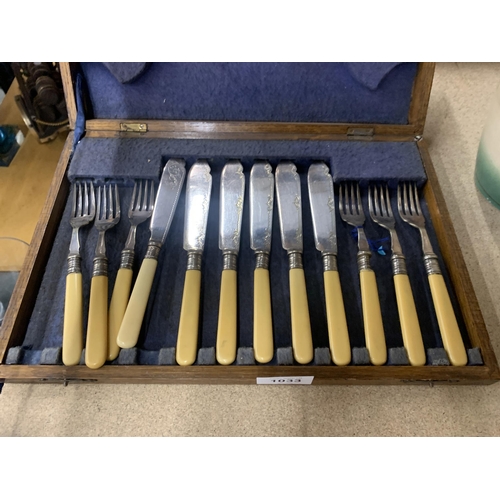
[
  {"xmin": 78, "ymin": 63, "xmax": 418, "ymax": 124},
  {"xmin": 8, "ymin": 137, "xmax": 474, "ymax": 366}
]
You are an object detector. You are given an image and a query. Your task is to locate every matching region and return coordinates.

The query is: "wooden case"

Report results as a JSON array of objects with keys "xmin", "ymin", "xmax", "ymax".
[{"xmin": 0, "ymin": 62, "xmax": 499, "ymax": 386}]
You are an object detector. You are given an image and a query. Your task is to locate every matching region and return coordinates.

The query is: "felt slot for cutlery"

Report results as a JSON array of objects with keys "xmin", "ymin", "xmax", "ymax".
[{"xmin": 7, "ymin": 137, "xmax": 479, "ymax": 366}]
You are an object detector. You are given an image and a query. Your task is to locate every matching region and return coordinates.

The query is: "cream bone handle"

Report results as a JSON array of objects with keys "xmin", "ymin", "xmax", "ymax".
[
  {"xmin": 116, "ymin": 244, "xmax": 159, "ymax": 350},
  {"xmin": 428, "ymin": 272, "xmax": 468, "ymax": 366},
  {"xmin": 176, "ymin": 252, "xmax": 203, "ymax": 366},
  {"xmin": 391, "ymin": 255, "xmax": 426, "ymax": 366},
  {"xmin": 322, "ymin": 254, "xmax": 351, "ymax": 366},
  {"xmin": 253, "ymin": 252, "xmax": 273, "ymax": 364},
  {"xmin": 85, "ymin": 257, "xmax": 109, "ymax": 370},
  {"xmin": 358, "ymin": 251, "xmax": 387, "ymax": 366},
  {"xmin": 216, "ymin": 252, "xmax": 238, "ymax": 365},
  {"xmin": 63, "ymin": 256, "xmax": 83, "ymax": 366},
  {"xmin": 107, "ymin": 250, "xmax": 135, "ymax": 361},
  {"xmin": 288, "ymin": 252, "xmax": 313, "ymax": 365}
]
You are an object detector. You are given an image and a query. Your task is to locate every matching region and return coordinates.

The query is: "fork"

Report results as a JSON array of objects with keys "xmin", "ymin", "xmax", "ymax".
[
  {"xmin": 339, "ymin": 182, "xmax": 387, "ymax": 365},
  {"xmin": 62, "ymin": 181, "xmax": 95, "ymax": 366},
  {"xmin": 369, "ymin": 184, "xmax": 426, "ymax": 366},
  {"xmin": 107, "ymin": 180, "xmax": 155, "ymax": 361},
  {"xmin": 85, "ymin": 184, "xmax": 120, "ymax": 369},
  {"xmin": 398, "ymin": 182, "xmax": 467, "ymax": 366}
]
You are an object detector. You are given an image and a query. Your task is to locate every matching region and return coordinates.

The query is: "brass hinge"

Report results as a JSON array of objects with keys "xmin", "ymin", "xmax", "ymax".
[
  {"xmin": 120, "ymin": 122, "xmax": 148, "ymax": 133},
  {"xmin": 347, "ymin": 127, "xmax": 374, "ymax": 138}
]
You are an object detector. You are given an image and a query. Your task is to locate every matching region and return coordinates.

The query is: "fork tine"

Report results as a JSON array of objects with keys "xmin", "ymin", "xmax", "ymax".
[
  {"xmin": 379, "ymin": 183, "xmax": 386, "ymax": 216},
  {"xmin": 403, "ymin": 182, "xmax": 409, "ymax": 215},
  {"xmin": 149, "ymin": 180, "xmax": 155, "ymax": 211},
  {"xmin": 142, "ymin": 181, "xmax": 149, "ymax": 211},
  {"xmin": 83, "ymin": 182, "xmax": 88, "ymax": 216},
  {"xmin": 338, "ymin": 183, "xmax": 344, "ymax": 214},
  {"xmin": 408, "ymin": 181, "xmax": 417, "ymax": 215},
  {"xmin": 115, "ymin": 184, "xmax": 120, "ymax": 218},
  {"xmin": 135, "ymin": 180, "xmax": 143, "ymax": 211},
  {"xmin": 350, "ymin": 182, "xmax": 355, "ymax": 215},
  {"xmin": 89, "ymin": 183, "xmax": 96, "ymax": 218},
  {"xmin": 130, "ymin": 181, "xmax": 138, "ymax": 212},
  {"xmin": 386, "ymin": 184, "xmax": 393, "ymax": 217},
  {"xmin": 72, "ymin": 182, "xmax": 78, "ymax": 217},
  {"xmin": 103, "ymin": 185, "xmax": 108, "ymax": 220},
  {"xmin": 356, "ymin": 183, "xmax": 362, "ymax": 214},
  {"xmin": 373, "ymin": 185, "xmax": 381, "ymax": 216},
  {"xmin": 412, "ymin": 182, "xmax": 421, "ymax": 215},
  {"xmin": 368, "ymin": 185, "xmax": 374, "ymax": 216},
  {"xmin": 77, "ymin": 182, "xmax": 84, "ymax": 217},
  {"xmin": 96, "ymin": 186, "xmax": 102, "ymax": 220}
]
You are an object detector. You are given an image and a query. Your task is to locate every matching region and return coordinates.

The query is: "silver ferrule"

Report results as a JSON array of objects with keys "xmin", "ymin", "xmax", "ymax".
[
  {"xmin": 223, "ymin": 252, "xmax": 238, "ymax": 271},
  {"xmin": 322, "ymin": 253, "xmax": 338, "ymax": 272},
  {"xmin": 391, "ymin": 254, "xmax": 408, "ymax": 275},
  {"xmin": 67, "ymin": 254, "xmax": 81, "ymax": 274},
  {"xmin": 255, "ymin": 252, "xmax": 270, "ymax": 270},
  {"xmin": 120, "ymin": 249, "xmax": 135, "ymax": 270},
  {"xmin": 145, "ymin": 242, "xmax": 162, "ymax": 260},
  {"xmin": 423, "ymin": 253, "xmax": 442, "ymax": 275},
  {"xmin": 187, "ymin": 252, "xmax": 202, "ymax": 271},
  {"xmin": 92, "ymin": 256, "xmax": 108, "ymax": 277},
  {"xmin": 357, "ymin": 250, "xmax": 372, "ymax": 271},
  {"xmin": 288, "ymin": 251, "xmax": 303, "ymax": 270}
]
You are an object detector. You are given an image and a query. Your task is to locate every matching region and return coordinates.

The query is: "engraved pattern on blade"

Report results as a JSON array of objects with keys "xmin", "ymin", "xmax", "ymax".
[
  {"xmin": 307, "ymin": 162, "xmax": 337, "ymax": 254},
  {"xmin": 276, "ymin": 162, "xmax": 303, "ymax": 253},
  {"xmin": 184, "ymin": 161, "xmax": 212, "ymax": 252},
  {"xmin": 220, "ymin": 162, "xmax": 245, "ymax": 252},
  {"xmin": 150, "ymin": 159, "xmax": 186, "ymax": 244},
  {"xmin": 250, "ymin": 162, "xmax": 274, "ymax": 253}
]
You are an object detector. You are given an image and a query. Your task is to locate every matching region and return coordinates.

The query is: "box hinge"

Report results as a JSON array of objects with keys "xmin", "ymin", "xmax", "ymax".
[
  {"xmin": 120, "ymin": 122, "xmax": 148, "ymax": 133},
  {"xmin": 347, "ymin": 127, "xmax": 374, "ymax": 138}
]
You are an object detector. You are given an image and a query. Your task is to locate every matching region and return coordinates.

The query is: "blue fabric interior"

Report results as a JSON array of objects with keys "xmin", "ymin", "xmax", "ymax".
[
  {"xmin": 10, "ymin": 137, "xmax": 473, "ymax": 366},
  {"xmin": 79, "ymin": 63, "xmax": 418, "ymax": 124}
]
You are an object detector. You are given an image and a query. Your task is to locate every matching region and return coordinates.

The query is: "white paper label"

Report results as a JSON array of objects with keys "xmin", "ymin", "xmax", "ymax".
[{"xmin": 256, "ymin": 376, "xmax": 314, "ymax": 385}]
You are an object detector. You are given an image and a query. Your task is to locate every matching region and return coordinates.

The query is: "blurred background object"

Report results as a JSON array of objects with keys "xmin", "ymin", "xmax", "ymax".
[
  {"xmin": 11, "ymin": 62, "xmax": 69, "ymax": 143},
  {"xmin": 475, "ymin": 82, "xmax": 500, "ymax": 209}
]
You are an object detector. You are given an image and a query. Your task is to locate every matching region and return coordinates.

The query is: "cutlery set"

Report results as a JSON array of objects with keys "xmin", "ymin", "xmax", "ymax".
[{"xmin": 62, "ymin": 159, "xmax": 467, "ymax": 369}]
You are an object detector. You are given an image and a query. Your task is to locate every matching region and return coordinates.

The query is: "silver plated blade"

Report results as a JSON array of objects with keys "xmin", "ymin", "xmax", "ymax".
[
  {"xmin": 275, "ymin": 161, "xmax": 303, "ymax": 252},
  {"xmin": 250, "ymin": 161, "xmax": 274, "ymax": 253},
  {"xmin": 150, "ymin": 158, "xmax": 186, "ymax": 244},
  {"xmin": 184, "ymin": 161, "xmax": 212, "ymax": 252},
  {"xmin": 307, "ymin": 162, "xmax": 337, "ymax": 254},
  {"xmin": 219, "ymin": 160, "xmax": 245, "ymax": 253}
]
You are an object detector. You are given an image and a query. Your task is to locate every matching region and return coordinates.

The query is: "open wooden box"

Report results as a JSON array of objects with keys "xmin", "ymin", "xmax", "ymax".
[{"xmin": 0, "ymin": 62, "xmax": 498, "ymax": 385}]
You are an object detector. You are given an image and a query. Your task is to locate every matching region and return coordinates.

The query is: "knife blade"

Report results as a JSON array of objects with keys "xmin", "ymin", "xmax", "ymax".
[
  {"xmin": 250, "ymin": 161, "xmax": 274, "ymax": 363},
  {"xmin": 308, "ymin": 162, "xmax": 350, "ymax": 366},
  {"xmin": 116, "ymin": 159, "xmax": 186, "ymax": 349},
  {"xmin": 275, "ymin": 161, "xmax": 313, "ymax": 364},
  {"xmin": 176, "ymin": 161, "xmax": 212, "ymax": 366},
  {"xmin": 216, "ymin": 160, "xmax": 245, "ymax": 365}
]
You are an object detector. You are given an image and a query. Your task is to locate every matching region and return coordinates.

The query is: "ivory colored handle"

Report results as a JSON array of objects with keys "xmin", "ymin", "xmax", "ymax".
[
  {"xmin": 428, "ymin": 273, "xmax": 467, "ymax": 366},
  {"xmin": 176, "ymin": 269, "xmax": 202, "ymax": 366},
  {"xmin": 324, "ymin": 270, "xmax": 351, "ymax": 366},
  {"xmin": 289, "ymin": 268, "xmax": 313, "ymax": 364},
  {"xmin": 216, "ymin": 269, "xmax": 237, "ymax": 365},
  {"xmin": 360, "ymin": 269, "xmax": 387, "ymax": 365},
  {"xmin": 393, "ymin": 274, "xmax": 426, "ymax": 366},
  {"xmin": 62, "ymin": 272, "xmax": 83, "ymax": 366},
  {"xmin": 117, "ymin": 258, "xmax": 158, "ymax": 349},
  {"xmin": 107, "ymin": 267, "xmax": 133, "ymax": 361},
  {"xmin": 253, "ymin": 268, "xmax": 274, "ymax": 363},
  {"xmin": 85, "ymin": 274, "xmax": 108, "ymax": 370}
]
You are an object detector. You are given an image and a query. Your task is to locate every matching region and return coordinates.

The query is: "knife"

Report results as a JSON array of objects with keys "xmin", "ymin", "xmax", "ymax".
[
  {"xmin": 216, "ymin": 160, "xmax": 245, "ymax": 365},
  {"xmin": 116, "ymin": 159, "xmax": 186, "ymax": 349},
  {"xmin": 275, "ymin": 161, "xmax": 313, "ymax": 364},
  {"xmin": 176, "ymin": 161, "xmax": 212, "ymax": 366},
  {"xmin": 250, "ymin": 161, "xmax": 274, "ymax": 363},
  {"xmin": 307, "ymin": 162, "xmax": 351, "ymax": 366}
]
